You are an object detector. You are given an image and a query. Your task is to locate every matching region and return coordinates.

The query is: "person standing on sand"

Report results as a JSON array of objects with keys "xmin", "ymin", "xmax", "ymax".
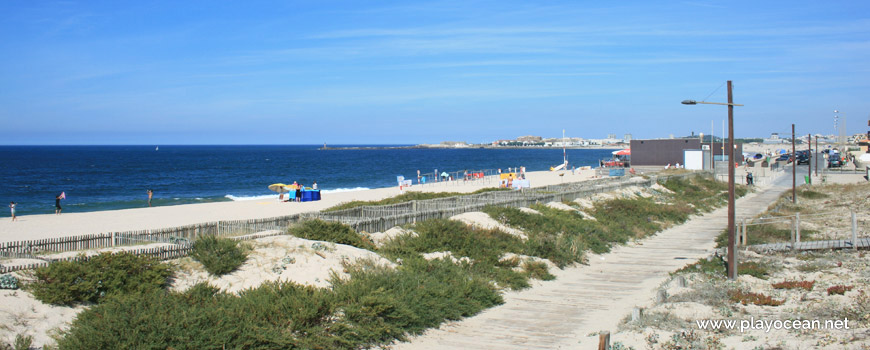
[
  {"xmin": 9, "ymin": 202, "xmax": 16, "ymax": 221},
  {"xmin": 312, "ymin": 181, "xmax": 318, "ymax": 190},
  {"xmin": 55, "ymin": 194, "xmax": 62, "ymax": 215},
  {"xmin": 296, "ymin": 183, "xmax": 303, "ymax": 202},
  {"xmin": 147, "ymin": 189, "xmax": 153, "ymax": 207}
]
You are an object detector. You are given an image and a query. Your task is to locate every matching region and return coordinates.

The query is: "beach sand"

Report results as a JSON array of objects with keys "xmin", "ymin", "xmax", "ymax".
[{"xmin": 0, "ymin": 169, "xmax": 599, "ymax": 243}]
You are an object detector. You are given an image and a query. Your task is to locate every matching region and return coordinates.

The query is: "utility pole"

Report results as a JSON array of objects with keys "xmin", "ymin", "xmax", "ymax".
[
  {"xmin": 815, "ymin": 135, "xmax": 819, "ymax": 177},
  {"xmin": 792, "ymin": 124, "xmax": 796, "ymax": 204},
  {"xmin": 727, "ymin": 81, "xmax": 736, "ymax": 280},
  {"xmin": 808, "ymin": 133, "xmax": 812, "ymax": 185}
]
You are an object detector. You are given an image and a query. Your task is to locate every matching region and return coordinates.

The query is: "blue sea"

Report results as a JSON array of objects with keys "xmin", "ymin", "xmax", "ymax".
[{"xmin": 1, "ymin": 145, "xmax": 616, "ymax": 216}]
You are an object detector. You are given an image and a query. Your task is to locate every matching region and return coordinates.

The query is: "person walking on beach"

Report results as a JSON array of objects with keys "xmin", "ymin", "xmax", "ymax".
[
  {"xmin": 147, "ymin": 189, "xmax": 153, "ymax": 207},
  {"xmin": 55, "ymin": 193, "xmax": 63, "ymax": 215},
  {"xmin": 9, "ymin": 202, "xmax": 16, "ymax": 221}
]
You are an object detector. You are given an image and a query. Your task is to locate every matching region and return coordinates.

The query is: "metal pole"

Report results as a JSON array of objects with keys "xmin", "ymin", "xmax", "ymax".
[
  {"xmin": 792, "ymin": 124, "xmax": 796, "ymax": 204},
  {"xmin": 808, "ymin": 133, "xmax": 812, "ymax": 185},
  {"xmin": 727, "ymin": 80, "xmax": 736, "ymax": 280}
]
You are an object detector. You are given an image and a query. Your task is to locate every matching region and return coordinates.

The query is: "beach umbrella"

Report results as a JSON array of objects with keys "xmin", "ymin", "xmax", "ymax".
[
  {"xmin": 441, "ymin": 172, "xmax": 449, "ymax": 177},
  {"xmin": 268, "ymin": 183, "xmax": 289, "ymax": 193},
  {"xmin": 612, "ymin": 149, "xmax": 630, "ymax": 156}
]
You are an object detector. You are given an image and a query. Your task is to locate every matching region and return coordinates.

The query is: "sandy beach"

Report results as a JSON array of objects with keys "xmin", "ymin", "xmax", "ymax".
[{"xmin": 0, "ymin": 169, "xmax": 599, "ymax": 243}]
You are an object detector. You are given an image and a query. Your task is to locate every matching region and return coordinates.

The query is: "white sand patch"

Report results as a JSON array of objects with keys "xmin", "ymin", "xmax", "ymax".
[
  {"xmin": 422, "ymin": 251, "xmax": 470, "ymax": 264},
  {"xmin": 450, "ymin": 212, "xmax": 528, "ymax": 240},
  {"xmin": 518, "ymin": 207, "xmax": 541, "ymax": 215},
  {"xmin": 545, "ymin": 202, "xmax": 596, "ymax": 221},
  {"xmin": 172, "ymin": 235, "xmax": 393, "ymax": 293},
  {"xmin": 369, "ymin": 226, "xmax": 415, "ymax": 247},
  {"xmin": 573, "ymin": 198, "xmax": 594, "ymax": 209},
  {"xmin": 0, "ymin": 281, "xmax": 83, "ymax": 348},
  {"xmin": 651, "ymin": 183, "xmax": 674, "ymax": 193},
  {"xmin": 545, "ymin": 201, "xmax": 576, "ymax": 211},
  {"xmin": 657, "ymin": 301, "xmax": 717, "ymax": 320},
  {"xmin": 499, "ymin": 252, "xmax": 559, "ymax": 271}
]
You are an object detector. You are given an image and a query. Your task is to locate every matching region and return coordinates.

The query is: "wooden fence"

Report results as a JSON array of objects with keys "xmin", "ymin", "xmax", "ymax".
[{"xmin": 0, "ymin": 172, "xmax": 700, "ymax": 273}]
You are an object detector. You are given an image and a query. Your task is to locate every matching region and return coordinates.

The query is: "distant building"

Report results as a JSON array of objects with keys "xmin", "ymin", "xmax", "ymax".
[
  {"xmin": 623, "ymin": 134, "xmax": 632, "ymax": 142},
  {"xmin": 607, "ymin": 133, "xmax": 617, "ymax": 139},
  {"xmin": 517, "ymin": 135, "xmax": 543, "ymax": 143},
  {"xmin": 763, "ymin": 133, "xmax": 787, "ymax": 144},
  {"xmin": 630, "ymin": 138, "xmax": 743, "ymax": 166}
]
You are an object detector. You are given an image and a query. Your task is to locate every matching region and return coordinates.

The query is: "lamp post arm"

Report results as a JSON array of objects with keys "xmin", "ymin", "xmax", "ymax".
[{"xmin": 696, "ymin": 101, "xmax": 744, "ymax": 107}]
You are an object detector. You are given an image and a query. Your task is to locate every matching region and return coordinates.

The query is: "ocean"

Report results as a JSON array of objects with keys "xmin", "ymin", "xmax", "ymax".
[{"xmin": 1, "ymin": 145, "xmax": 616, "ymax": 216}]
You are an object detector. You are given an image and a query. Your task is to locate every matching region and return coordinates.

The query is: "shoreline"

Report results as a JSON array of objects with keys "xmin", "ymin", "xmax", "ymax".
[{"xmin": 0, "ymin": 169, "xmax": 601, "ymax": 243}]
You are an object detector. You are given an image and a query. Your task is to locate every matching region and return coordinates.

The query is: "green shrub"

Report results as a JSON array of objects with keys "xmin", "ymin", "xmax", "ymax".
[
  {"xmin": 738, "ymin": 261, "xmax": 771, "ymax": 279},
  {"xmin": 387, "ymin": 219, "xmax": 522, "ymax": 262},
  {"xmin": 57, "ymin": 259, "xmax": 502, "ymax": 350},
  {"xmin": 797, "ymin": 188, "xmax": 828, "ymax": 199},
  {"xmin": 324, "ymin": 188, "xmax": 509, "ymax": 212},
  {"xmin": 379, "ymin": 219, "xmax": 530, "ymax": 290},
  {"xmin": 27, "ymin": 253, "xmax": 172, "ymax": 306},
  {"xmin": 523, "ymin": 261, "xmax": 555, "ymax": 281},
  {"xmin": 288, "ymin": 219, "xmax": 376, "ymax": 251},
  {"xmin": 673, "ymin": 256, "xmax": 727, "ymax": 276},
  {"xmin": 190, "ymin": 236, "xmax": 249, "ymax": 276},
  {"xmin": 483, "ymin": 206, "xmax": 591, "ymax": 267},
  {"xmin": 0, "ymin": 274, "xmax": 19, "ymax": 289}
]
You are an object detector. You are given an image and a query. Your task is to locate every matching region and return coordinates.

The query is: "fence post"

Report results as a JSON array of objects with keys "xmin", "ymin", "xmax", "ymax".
[
  {"xmin": 791, "ymin": 216, "xmax": 796, "ymax": 251},
  {"xmin": 111, "ymin": 232, "xmax": 116, "ymax": 247},
  {"xmin": 598, "ymin": 331, "xmax": 610, "ymax": 350},
  {"xmin": 853, "ymin": 210, "xmax": 859, "ymax": 251},
  {"xmin": 795, "ymin": 212, "xmax": 801, "ymax": 244},
  {"xmin": 741, "ymin": 219, "xmax": 747, "ymax": 246}
]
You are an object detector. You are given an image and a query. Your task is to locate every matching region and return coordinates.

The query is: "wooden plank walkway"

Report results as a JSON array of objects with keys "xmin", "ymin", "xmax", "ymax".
[
  {"xmin": 750, "ymin": 237, "xmax": 870, "ymax": 252},
  {"xmin": 393, "ymin": 175, "xmax": 794, "ymax": 350}
]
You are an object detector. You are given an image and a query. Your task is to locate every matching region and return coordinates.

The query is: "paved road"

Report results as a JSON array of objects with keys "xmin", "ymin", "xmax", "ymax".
[{"xmin": 393, "ymin": 172, "xmax": 792, "ymax": 350}]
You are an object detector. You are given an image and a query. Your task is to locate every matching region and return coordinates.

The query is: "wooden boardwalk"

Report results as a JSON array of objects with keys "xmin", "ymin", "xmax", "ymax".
[
  {"xmin": 393, "ymin": 176, "xmax": 794, "ymax": 350},
  {"xmin": 750, "ymin": 237, "xmax": 870, "ymax": 252}
]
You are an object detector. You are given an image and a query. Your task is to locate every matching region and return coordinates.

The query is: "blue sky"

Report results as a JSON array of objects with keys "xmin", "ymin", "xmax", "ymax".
[{"xmin": 1, "ymin": 0, "xmax": 869, "ymax": 145}]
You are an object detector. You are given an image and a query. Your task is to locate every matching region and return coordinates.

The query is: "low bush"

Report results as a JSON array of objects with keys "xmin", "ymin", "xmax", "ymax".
[
  {"xmin": 324, "ymin": 188, "xmax": 510, "ymax": 212},
  {"xmin": 57, "ymin": 259, "xmax": 502, "ymax": 350},
  {"xmin": 772, "ymin": 280, "xmax": 815, "ymax": 291},
  {"xmin": 288, "ymin": 219, "xmax": 376, "ymax": 251},
  {"xmin": 673, "ymin": 256, "xmax": 726, "ymax": 276},
  {"xmin": 522, "ymin": 261, "xmax": 555, "ymax": 281},
  {"xmin": 729, "ymin": 290, "xmax": 784, "ymax": 306},
  {"xmin": 797, "ymin": 188, "xmax": 829, "ymax": 199},
  {"xmin": 483, "ymin": 205, "xmax": 593, "ymax": 266},
  {"xmin": 379, "ymin": 219, "xmax": 530, "ymax": 289},
  {"xmin": 827, "ymin": 285, "xmax": 853, "ymax": 295},
  {"xmin": 738, "ymin": 261, "xmax": 771, "ymax": 279},
  {"xmin": 190, "ymin": 236, "xmax": 249, "ymax": 276},
  {"xmin": 27, "ymin": 252, "xmax": 172, "ymax": 306}
]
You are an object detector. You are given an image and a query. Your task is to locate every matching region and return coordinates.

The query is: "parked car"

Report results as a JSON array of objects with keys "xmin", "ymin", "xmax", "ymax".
[
  {"xmin": 796, "ymin": 152, "xmax": 810, "ymax": 165},
  {"xmin": 828, "ymin": 154, "xmax": 842, "ymax": 167}
]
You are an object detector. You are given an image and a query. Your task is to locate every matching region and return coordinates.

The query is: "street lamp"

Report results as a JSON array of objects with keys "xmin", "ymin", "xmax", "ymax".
[{"xmin": 682, "ymin": 80, "xmax": 744, "ymax": 280}]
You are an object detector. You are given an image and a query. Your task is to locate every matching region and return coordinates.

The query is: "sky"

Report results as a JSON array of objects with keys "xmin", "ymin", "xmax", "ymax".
[{"xmin": 1, "ymin": 0, "xmax": 869, "ymax": 145}]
